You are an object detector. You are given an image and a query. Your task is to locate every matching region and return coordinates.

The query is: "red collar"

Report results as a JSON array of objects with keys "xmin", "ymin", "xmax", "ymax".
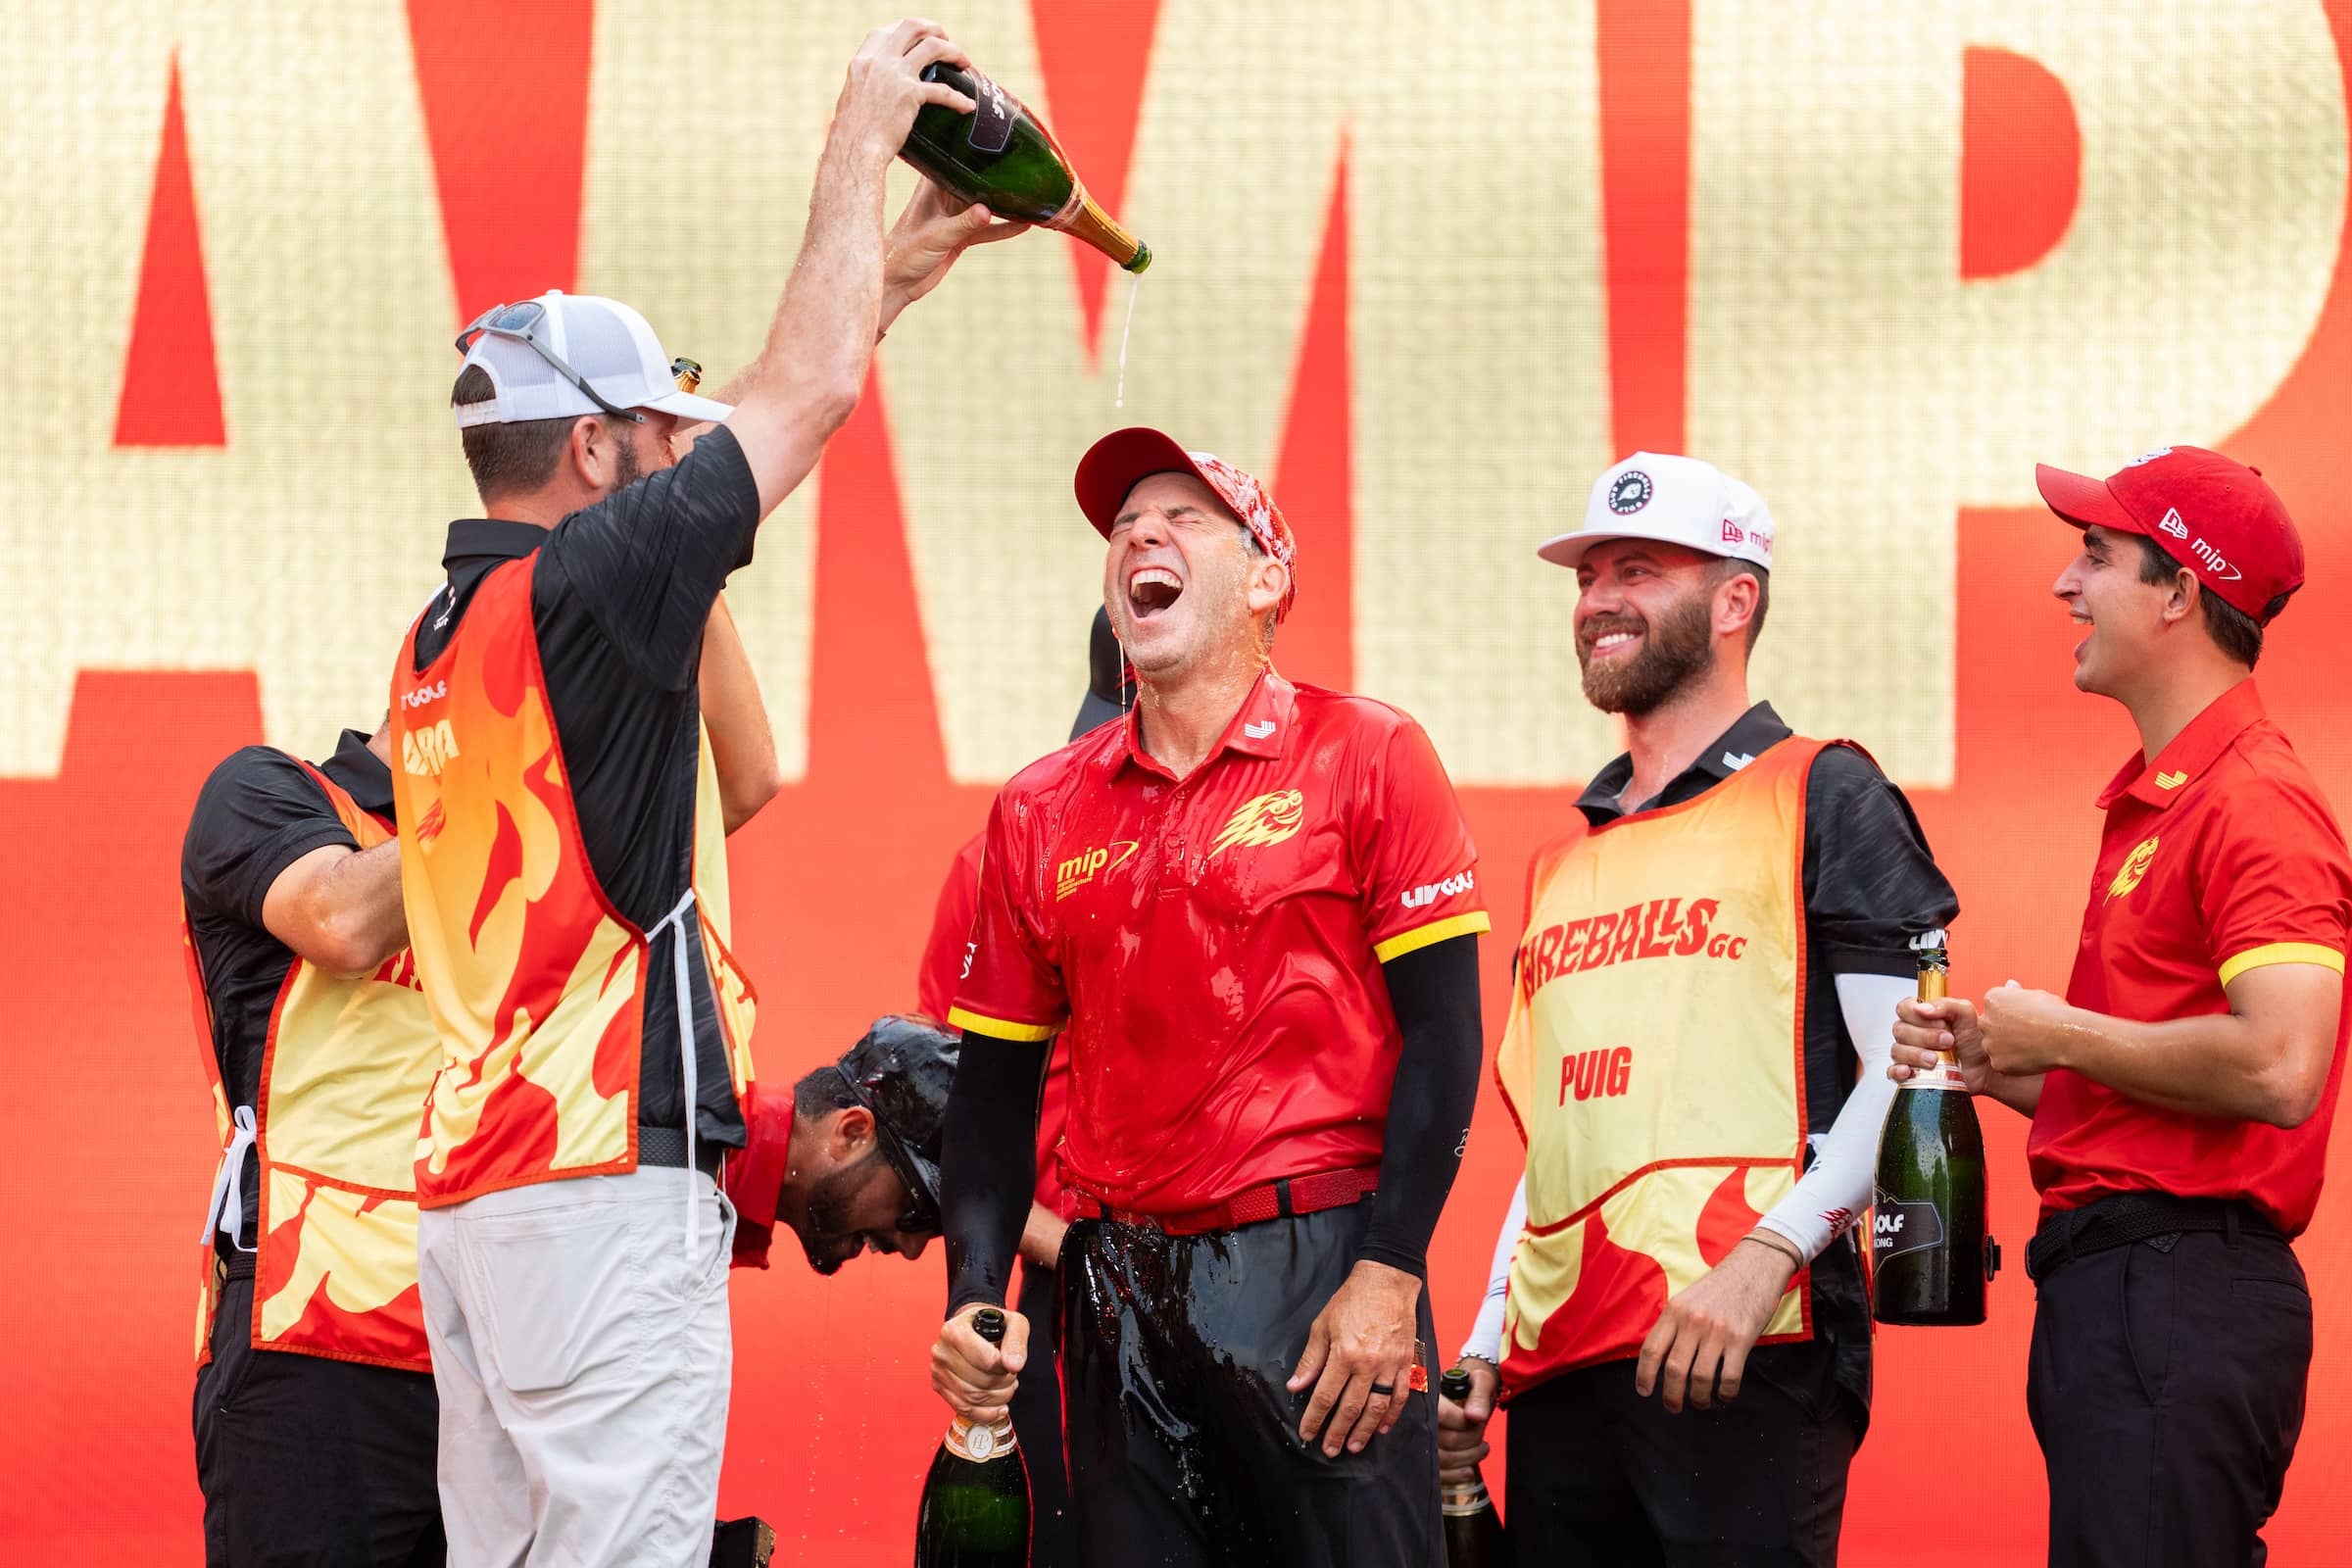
[
  {"xmin": 1103, "ymin": 671, "xmax": 1297, "ymax": 782},
  {"xmin": 2096, "ymin": 679, "xmax": 2267, "ymax": 812}
]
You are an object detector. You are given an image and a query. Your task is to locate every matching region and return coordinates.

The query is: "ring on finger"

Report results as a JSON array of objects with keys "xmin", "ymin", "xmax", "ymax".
[{"xmin": 1369, "ymin": 1381, "xmax": 1396, "ymax": 1396}]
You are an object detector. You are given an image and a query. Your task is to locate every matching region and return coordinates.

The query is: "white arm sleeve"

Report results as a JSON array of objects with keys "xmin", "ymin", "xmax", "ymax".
[
  {"xmin": 1750, "ymin": 971, "xmax": 1913, "ymax": 1263},
  {"xmin": 1459, "ymin": 1174, "xmax": 1528, "ymax": 1366}
]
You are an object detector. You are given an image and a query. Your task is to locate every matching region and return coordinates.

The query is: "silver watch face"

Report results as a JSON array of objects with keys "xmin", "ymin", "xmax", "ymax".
[{"xmin": 964, "ymin": 1423, "xmax": 997, "ymax": 1461}]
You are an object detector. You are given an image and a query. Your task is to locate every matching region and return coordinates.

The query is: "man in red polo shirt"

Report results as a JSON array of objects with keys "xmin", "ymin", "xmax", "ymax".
[
  {"xmin": 1892, "ymin": 445, "xmax": 2350, "ymax": 1566},
  {"xmin": 925, "ymin": 429, "xmax": 1490, "ymax": 1565}
]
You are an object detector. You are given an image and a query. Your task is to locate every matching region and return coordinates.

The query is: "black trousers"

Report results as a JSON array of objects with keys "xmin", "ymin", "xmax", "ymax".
[
  {"xmin": 1059, "ymin": 1201, "xmax": 1445, "ymax": 1567},
  {"xmin": 1012, "ymin": 1256, "xmax": 1080, "ymax": 1568},
  {"xmin": 1503, "ymin": 1338, "xmax": 1859, "ymax": 1567},
  {"xmin": 193, "ymin": 1270, "xmax": 445, "ymax": 1567},
  {"xmin": 2029, "ymin": 1226, "xmax": 2311, "ymax": 1567}
]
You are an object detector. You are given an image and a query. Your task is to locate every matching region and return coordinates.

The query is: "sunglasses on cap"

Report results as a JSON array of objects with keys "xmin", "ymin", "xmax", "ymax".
[
  {"xmin": 455, "ymin": 300, "xmax": 704, "ymax": 424},
  {"xmin": 896, "ymin": 1193, "xmax": 941, "ymax": 1237}
]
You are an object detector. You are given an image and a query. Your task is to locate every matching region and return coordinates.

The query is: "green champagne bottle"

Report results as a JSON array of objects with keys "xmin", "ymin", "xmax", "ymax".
[
  {"xmin": 900, "ymin": 63, "xmax": 1152, "ymax": 272},
  {"xmin": 1873, "ymin": 932, "xmax": 1998, "ymax": 1325},
  {"xmin": 1438, "ymin": 1367, "xmax": 1511, "ymax": 1568},
  {"xmin": 913, "ymin": 1307, "xmax": 1031, "ymax": 1567}
]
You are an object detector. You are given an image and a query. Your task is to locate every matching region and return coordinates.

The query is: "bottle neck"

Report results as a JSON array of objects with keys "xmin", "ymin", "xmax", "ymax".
[
  {"xmin": 1904, "ymin": 961, "xmax": 1963, "ymax": 1085},
  {"xmin": 1440, "ymin": 1475, "xmax": 1493, "ymax": 1514},
  {"xmin": 943, "ymin": 1412, "xmax": 1017, "ymax": 1463},
  {"xmin": 1054, "ymin": 186, "xmax": 1149, "ymax": 271}
]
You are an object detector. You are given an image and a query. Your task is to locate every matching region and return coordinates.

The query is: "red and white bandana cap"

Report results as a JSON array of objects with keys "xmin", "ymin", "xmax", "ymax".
[{"xmin": 1074, "ymin": 426, "xmax": 1299, "ymax": 622}]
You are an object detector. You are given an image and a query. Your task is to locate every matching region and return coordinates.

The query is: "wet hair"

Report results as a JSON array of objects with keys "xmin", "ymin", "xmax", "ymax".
[
  {"xmin": 792, "ymin": 1062, "xmax": 864, "ymax": 1116},
  {"xmin": 1708, "ymin": 557, "xmax": 1771, "ymax": 649},
  {"xmin": 2133, "ymin": 534, "xmax": 2263, "ymax": 668},
  {"xmin": 451, "ymin": 363, "xmax": 618, "ymax": 502}
]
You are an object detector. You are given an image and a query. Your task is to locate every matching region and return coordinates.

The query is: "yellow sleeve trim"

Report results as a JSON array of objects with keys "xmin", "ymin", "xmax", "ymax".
[
  {"xmin": 2219, "ymin": 942, "xmax": 2347, "ymax": 987},
  {"xmin": 1375, "ymin": 910, "xmax": 1494, "ymax": 963},
  {"xmin": 945, "ymin": 1005, "xmax": 1062, "ymax": 1043}
]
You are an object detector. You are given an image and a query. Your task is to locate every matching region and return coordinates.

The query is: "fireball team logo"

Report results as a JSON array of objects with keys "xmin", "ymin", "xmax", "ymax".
[
  {"xmin": 2106, "ymin": 834, "xmax": 2160, "ymax": 903},
  {"xmin": 1608, "ymin": 470, "xmax": 1654, "ymax": 514},
  {"xmin": 1209, "ymin": 789, "xmax": 1306, "ymax": 857}
]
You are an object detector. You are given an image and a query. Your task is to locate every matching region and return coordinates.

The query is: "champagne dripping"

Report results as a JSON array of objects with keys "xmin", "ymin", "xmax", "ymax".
[
  {"xmin": 1117, "ymin": 626, "xmax": 1132, "ymax": 722},
  {"xmin": 1114, "ymin": 271, "xmax": 1141, "ymax": 410}
]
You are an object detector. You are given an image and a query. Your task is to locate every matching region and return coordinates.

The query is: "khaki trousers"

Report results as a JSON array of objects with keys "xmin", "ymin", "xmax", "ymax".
[{"xmin": 418, "ymin": 1166, "xmax": 735, "ymax": 1568}]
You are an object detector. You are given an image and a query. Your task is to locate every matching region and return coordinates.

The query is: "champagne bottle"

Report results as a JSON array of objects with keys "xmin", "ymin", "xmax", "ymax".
[
  {"xmin": 1873, "ymin": 931, "xmax": 1998, "ymax": 1325},
  {"xmin": 900, "ymin": 63, "xmax": 1152, "ymax": 272},
  {"xmin": 708, "ymin": 1516, "xmax": 776, "ymax": 1567},
  {"xmin": 913, "ymin": 1307, "xmax": 1031, "ymax": 1567},
  {"xmin": 1438, "ymin": 1367, "xmax": 1511, "ymax": 1568}
]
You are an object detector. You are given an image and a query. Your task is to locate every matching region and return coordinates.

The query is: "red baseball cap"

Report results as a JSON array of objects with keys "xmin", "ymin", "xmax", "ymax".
[
  {"xmin": 1074, "ymin": 427, "xmax": 1298, "ymax": 621},
  {"xmin": 2035, "ymin": 446, "xmax": 2304, "ymax": 624}
]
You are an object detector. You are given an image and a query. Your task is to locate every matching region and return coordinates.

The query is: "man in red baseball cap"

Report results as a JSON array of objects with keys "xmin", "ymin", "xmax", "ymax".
[
  {"xmin": 925, "ymin": 429, "xmax": 1490, "ymax": 1565},
  {"xmin": 1893, "ymin": 445, "xmax": 2350, "ymax": 1565}
]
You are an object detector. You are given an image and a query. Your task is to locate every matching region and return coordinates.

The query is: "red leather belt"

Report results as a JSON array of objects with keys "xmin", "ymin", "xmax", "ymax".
[{"xmin": 1071, "ymin": 1165, "xmax": 1380, "ymax": 1237}]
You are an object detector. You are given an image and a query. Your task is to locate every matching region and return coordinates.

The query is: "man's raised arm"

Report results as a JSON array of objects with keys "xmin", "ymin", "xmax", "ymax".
[{"xmin": 726, "ymin": 20, "xmax": 976, "ymax": 518}]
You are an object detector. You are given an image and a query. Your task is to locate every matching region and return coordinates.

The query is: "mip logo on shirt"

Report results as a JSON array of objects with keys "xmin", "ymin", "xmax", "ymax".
[
  {"xmin": 2107, "ymin": 834, "xmax": 2159, "ymax": 903},
  {"xmin": 1055, "ymin": 840, "xmax": 1139, "ymax": 902}
]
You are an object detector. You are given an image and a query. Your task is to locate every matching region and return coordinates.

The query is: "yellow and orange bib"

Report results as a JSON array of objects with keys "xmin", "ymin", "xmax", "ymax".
[
  {"xmin": 188, "ymin": 763, "xmax": 436, "ymax": 1371},
  {"xmin": 1494, "ymin": 738, "xmax": 1828, "ymax": 1399},
  {"xmin": 391, "ymin": 556, "xmax": 755, "ymax": 1208}
]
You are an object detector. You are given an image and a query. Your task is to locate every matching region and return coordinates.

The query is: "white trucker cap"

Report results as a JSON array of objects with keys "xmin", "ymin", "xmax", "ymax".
[
  {"xmin": 454, "ymin": 290, "xmax": 734, "ymax": 429},
  {"xmin": 1537, "ymin": 452, "xmax": 1777, "ymax": 572}
]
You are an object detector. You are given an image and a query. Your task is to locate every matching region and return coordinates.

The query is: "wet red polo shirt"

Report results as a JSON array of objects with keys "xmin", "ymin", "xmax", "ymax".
[
  {"xmin": 917, "ymin": 831, "xmax": 1075, "ymax": 1220},
  {"xmin": 950, "ymin": 672, "xmax": 1490, "ymax": 1215},
  {"xmin": 2030, "ymin": 680, "xmax": 2352, "ymax": 1236}
]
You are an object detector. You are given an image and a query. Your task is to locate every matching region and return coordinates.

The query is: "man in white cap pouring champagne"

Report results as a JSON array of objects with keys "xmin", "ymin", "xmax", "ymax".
[{"xmin": 388, "ymin": 21, "xmax": 1021, "ymax": 1565}]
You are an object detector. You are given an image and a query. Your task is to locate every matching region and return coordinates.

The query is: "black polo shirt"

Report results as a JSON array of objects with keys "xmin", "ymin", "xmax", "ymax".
[
  {"xmin": 183, "ymin": 728, "xmax": 395, "ymax": 1244},
  {"xmin": 1576, "ymin": 701, "xmax": 1960, "ymax": 1413},
  {"xmin": 407, "ymin": 426, "xmax": 762, "ymax": 1147}
]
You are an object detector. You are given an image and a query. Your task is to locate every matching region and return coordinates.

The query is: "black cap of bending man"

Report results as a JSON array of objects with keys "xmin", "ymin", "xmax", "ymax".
[
  {"xmin": 1069, "ymin": 606, "xmax": 1136, "ymax": 742},
  {"xmin": 830, "ymin": 1013, "xmax": 961, "ymax": 1228}
]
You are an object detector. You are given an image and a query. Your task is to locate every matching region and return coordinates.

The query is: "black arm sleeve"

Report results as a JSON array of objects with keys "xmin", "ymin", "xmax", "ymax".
[
  {"xmin": 1357, "ymin": 932, "xmax": 1485, "ymax": 1277},
  {"xmin": 942, "ymin": 1030, "xmax": 1053, "ymax": 1316},
  {"xmin": 540, "ymin": 426, "xmax": 763, "ymax": 691},
  {"xmin": 1802, "ymin": 745, "xmax": 1961, "ymax": 975}
]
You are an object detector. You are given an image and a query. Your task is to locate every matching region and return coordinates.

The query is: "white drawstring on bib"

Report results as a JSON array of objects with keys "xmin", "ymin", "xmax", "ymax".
[
  {"xmin": 651, "ymin": 890, "xmax": 702, "ymax": 1256},
  {"xmin": 200, "ymin": 1104, "xmax": 260, "ymax": 1252}
]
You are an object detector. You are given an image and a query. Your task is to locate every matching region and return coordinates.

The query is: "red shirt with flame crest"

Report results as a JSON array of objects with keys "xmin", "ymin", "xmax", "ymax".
[
  {"xmin": 2031, "ymin": 680, "xmax": 2352, "ymax": 1235},
  {"xmin": 951, "ymin": 672, "xmax": 1489, "ymax": 1215}
]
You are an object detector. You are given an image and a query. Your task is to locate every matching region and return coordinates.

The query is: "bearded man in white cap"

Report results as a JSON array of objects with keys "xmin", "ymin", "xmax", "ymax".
[
  {"xmin": 386, "ymin": 22, "xmax": 1022, "ymax": 1566},
  {"xmin": 1437, "ymin": 455, "xmax": 1960, "ymax": 1565}
]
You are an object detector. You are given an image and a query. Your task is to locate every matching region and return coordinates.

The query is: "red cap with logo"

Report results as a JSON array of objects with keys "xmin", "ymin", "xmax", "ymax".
[
  {"xmin": 2035, "ymin": 446, "xmax": 2305, "ymax": 625},
  {"xmin": 1075, "ymin": 427, "xmax": 1298, "ymax": 622}
]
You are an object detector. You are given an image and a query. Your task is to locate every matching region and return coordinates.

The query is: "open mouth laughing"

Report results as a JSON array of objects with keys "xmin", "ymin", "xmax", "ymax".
[{"xmin": 1128, "ymin": 564, "xmax": 1185, "ymax": 619}]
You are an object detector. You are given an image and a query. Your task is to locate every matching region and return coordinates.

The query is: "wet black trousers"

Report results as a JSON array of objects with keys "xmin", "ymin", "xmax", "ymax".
[
  {"xmin": 193, "ymin": 1270, "xmax": 445, "ymax": 1567},
  {"xmin": 1503, "ymin": 1338, "xmax": 1859, "ymax": 1567},
  {"xmin": 1012, "ymin": 1256, "xmax": 1081, "ymax": 1568},
  {"xmin": 2029, "ymin": 1227, "xmax": 2311, "ymax": 1568},
  {"xmin": 1059, "ymin": 1202, "xmax": 1446, "ymax": 1567}
]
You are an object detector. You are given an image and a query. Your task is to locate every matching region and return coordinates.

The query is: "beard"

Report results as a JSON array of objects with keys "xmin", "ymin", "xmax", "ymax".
[
  {"xmin": 1578, "ymin": 589, "xmax": 1716, "ymax": 716},
  {"xmin": 606, "ymin": 421, "xmax": 644, "ymax": 497},
  {"xmin": 799, "ymin": 1149, "xmax": 884, "ymax": 1276}
]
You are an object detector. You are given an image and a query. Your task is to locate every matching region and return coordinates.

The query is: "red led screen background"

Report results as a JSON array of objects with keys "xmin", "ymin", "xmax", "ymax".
[{"xmin": 3, "ymin": 3, "xmax": 2349, "ymax": 1561}]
